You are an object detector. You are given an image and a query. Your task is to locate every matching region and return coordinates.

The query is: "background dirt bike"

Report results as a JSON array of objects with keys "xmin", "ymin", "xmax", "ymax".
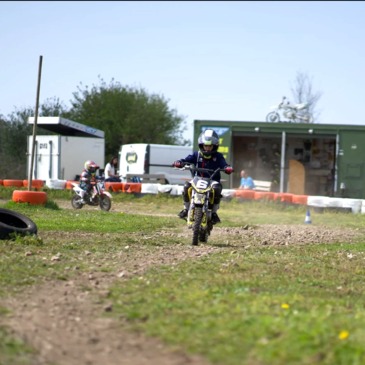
[
  {"xmin": 71, "ymin": 180, "xmax": 112, "ymax": 211},
  {"xmin": 178, "ymin": 164, "xmax": 226, "ymax": 246},
  {"xmin": 266, "ymin": 96, "xmax": 313, "ymax": 123}
]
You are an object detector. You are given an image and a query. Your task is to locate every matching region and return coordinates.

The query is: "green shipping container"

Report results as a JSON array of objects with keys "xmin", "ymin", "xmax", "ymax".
[{"xmin": 194, "ymin": 120, "xmax": 365, "ymax": 199}]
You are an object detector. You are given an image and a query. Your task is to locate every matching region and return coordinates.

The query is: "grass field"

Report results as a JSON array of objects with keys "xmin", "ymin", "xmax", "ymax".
[{"xmin": 1, "ymin": 190, "xmax": 365, "ymax": 364}]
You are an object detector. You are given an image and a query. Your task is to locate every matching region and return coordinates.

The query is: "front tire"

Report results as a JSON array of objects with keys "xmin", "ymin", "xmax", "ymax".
[
  {"xmin": 99, "ymin": 195, "xmax": 111, "ymax": 211},
  {"xmin": 199, "ymin": 228, "xmax": 209, "ymax": 243},
  {"xmin": 71, "ymin": 195, "xmax": 84, "ymax": 209},
  {"xmin": 192, "ymin": 207, "xmax": 203, "ymax": 246},
  {"xmin": 266, "ymin": 111, "xmax": 280, "ymax": 123}
]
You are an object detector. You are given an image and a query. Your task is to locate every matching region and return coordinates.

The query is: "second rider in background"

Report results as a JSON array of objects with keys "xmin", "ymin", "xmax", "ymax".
[{"xmin": 79, "ymin": 160, "xmax": 99, "ymax": 203}]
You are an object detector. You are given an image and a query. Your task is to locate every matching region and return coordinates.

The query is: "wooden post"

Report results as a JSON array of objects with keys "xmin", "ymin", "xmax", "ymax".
[{"xmin": 28, "ymin": 55, "xmax": 43, "ymax": 191}]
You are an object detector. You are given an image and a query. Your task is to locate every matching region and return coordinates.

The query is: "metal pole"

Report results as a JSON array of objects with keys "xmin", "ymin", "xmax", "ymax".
[
  {"xmin": 28, "ymin": 55, "xmax": 43, "ymax": 191},
  {"xmin": 280, "ymin": 131, "xmax": 286, "ymax": 193}
]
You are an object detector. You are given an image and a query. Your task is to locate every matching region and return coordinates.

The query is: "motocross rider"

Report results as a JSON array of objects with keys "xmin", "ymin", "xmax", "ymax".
[
  {"xmin": 172, "ymin": 129, "xmax": 234, "ymax": 224},
  {"xmin": 79, "ymin": 160, "xmax": 99, "ymax": 203}
]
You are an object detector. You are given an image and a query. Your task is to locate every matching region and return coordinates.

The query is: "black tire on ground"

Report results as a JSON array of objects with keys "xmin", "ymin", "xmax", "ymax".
[
  {"xmin": 199, "ymin": 228, "xmax": 209, "ymax": 243},
  {"xmin": 99, "ymin": 195, "xmax": 111, "ymax": 211},
  {"xmin": 71, "ymin": 195, "xmax": 84, "ymax": 209},
  {"xmin": 192, "ymin": 207, "xmax": 203, "ymax": 246},
  {"xmin": 0, "ymin": 208, "xmax": 37, "ymax": 240}
]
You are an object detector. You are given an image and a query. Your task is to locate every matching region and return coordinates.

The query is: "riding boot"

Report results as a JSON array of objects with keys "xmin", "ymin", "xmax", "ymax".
[
  {"xmin": 80, "ymin": 190, "xmax": 86, "ymax": 204},
  {"xmin": 211, "ymin": 204, "xmax": 221, "ymax": 224},
  {"xmin": 178, "ymin": 202, "xmax": 190, "ymax": 219}
]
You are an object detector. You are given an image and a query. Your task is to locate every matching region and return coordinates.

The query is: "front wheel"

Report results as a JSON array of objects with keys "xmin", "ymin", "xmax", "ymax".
[
  {"xmin": 199, "ymin": 228, "xmax": 209, "ymax": 243},
  {"xmin": 192, "ymin": 207, "xmax": 203, "ymax": 246},
  {"xmin": 71, "ymin": 195, "xmax": 84, "ymax": 209},
  {"xmin": 99, "ymin": 195, "xmax": 111, "ymax": 211},
  {"xmin": 266, "ymin": 111, "xmax": 280, "ymax": 123}
]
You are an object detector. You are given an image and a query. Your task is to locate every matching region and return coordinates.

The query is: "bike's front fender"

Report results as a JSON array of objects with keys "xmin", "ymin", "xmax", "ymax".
[
  {"xmin": 192, "ymin": 192, "xmax": 206, "ymax": 205},
  {"xmin": 72, "ymin": 186, "xmax": 83, "ymax": 195}
]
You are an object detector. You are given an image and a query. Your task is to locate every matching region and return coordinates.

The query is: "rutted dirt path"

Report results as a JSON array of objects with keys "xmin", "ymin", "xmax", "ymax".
[
  {"xmin": 1, "ymin": 200, "xmax": 363, "ymax": 365},
  {"xmin": 1, "ymin": 242, "xmax": 219, "ymax": 365}
]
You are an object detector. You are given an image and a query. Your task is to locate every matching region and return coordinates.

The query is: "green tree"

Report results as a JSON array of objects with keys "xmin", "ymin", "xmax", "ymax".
[
  {"xmin": 0, "ymin": 80, "xmax": 190, "ymax": 179},
  {"xmin": 64, "ymin": 77, "xmax": 189, "ymax": 159},
  {"xmin": 0, "ymin": 98, "xmax": 67, "ymax": 179},
  {"xmin": 40, "ymin": 96, "xmax": 68, "ymax": 117},
  {"xmin": 0, "ymin": 109, "xmax": 33, "ymax": 178}
]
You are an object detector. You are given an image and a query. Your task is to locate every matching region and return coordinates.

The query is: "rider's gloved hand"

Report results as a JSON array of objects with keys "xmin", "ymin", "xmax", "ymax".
[
  {"xmin": 224, "ymin": 166, "xmax": 234, "ymax": 175},
  {"xmin": 173, "ymin": 160, "xmax": 183, "ymax": 168}
]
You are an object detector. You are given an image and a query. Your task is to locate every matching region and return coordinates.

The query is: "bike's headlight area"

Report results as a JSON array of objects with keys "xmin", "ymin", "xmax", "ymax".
[{"xmin": 193, "ymin": 192, "xmax": 206, "ymax": 204}]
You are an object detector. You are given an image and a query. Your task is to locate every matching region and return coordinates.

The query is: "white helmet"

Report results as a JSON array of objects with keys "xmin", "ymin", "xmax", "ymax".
[
  {"xmin": 84, "ymin": 160, "xmax": 99, "ymax": 173},
  {"xmin": 198, "ymin": 129, "xmax": 219, "ymax": 158}
]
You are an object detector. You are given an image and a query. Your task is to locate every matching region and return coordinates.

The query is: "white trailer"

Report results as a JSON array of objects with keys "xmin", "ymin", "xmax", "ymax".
[
  {"xmin": 119, "ymin": 143, "xmax": 193, "ymax": 185},
  {"xmin": 27, "ymin": 117, "xmax": 105, "ymax": 181}
]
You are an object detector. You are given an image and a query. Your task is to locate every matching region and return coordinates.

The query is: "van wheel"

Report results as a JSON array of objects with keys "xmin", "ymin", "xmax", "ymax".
[{"xmin": 0, "ymin": 208, "xmax": 38, "ymax": 240}]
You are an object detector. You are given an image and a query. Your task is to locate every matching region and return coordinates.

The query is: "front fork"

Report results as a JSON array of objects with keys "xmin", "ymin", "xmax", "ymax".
[{"xmin": 187, "ymin": 191, "xmax": 213, "ymax": 228}]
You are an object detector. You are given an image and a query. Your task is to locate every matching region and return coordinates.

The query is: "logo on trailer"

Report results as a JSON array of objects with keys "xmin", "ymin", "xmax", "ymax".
[{"xmin": 126, "ymin": 151, "xmax": 138, "ymax": 164}]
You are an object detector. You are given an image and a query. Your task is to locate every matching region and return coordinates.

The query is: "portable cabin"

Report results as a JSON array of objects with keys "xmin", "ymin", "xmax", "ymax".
[
  {"xmin": 194, "ymin": 120, "xmax": 365, "ymax": 199},
  {"xmin": 27, "ymin": 117, "xmax": 105, "ymax": 181}
]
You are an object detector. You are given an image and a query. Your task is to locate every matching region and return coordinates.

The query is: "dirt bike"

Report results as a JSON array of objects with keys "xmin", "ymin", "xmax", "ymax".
[
  {"xmin": 266, "ymin": 96, "xmax": 313, "ymax": 123},
  {"xmin": 177, "ymin": 164, "xmax": 226, "ymax": 246},
  {"xmin": 71, "ymin": 179, "xmax": 112, "ymax": 211}
]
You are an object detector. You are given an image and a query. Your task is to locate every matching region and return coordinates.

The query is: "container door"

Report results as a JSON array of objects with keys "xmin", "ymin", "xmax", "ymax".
[
  {"xmin": 337, "ymin": 132, "xmax": 365, "ymax": 198},
  {"xmin": 27, "ymin": 136, "xmax": 59, "ymax": 180}
]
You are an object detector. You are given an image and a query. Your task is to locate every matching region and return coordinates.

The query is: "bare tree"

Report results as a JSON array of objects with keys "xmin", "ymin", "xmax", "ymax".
[{"xmin": 290, "ymin": 71, "xmax": 322, "ymax": 123}]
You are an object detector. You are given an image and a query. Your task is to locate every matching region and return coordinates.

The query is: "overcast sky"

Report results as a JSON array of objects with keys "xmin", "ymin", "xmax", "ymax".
[{"xmin": 1, "ymin": 1, "xmax": 364, "ymax": 141}]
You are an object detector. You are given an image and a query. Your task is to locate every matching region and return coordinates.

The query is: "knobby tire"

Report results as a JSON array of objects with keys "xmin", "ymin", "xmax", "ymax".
[
  {"xmin": 100, "ymin": 195, "xmax": 112, "ymax": 211},
  {"xmin": 192, "ymin": 207, "xmax": 203, "ymax": 246},
  {"xmin": 71, "ymin": 195, "xmax": 83, "ymax": 209},
  {"xmin": 266, "ymin": 112, "xmax": 280, "ymax": 123}
]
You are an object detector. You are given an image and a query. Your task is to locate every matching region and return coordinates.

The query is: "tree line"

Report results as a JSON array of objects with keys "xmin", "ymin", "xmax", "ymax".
[{"xmin": 0, "ymin": 77, "xmax": 190, "ymax": 179}]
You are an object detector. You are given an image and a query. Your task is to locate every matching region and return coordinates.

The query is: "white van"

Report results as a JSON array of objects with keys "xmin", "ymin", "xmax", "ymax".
[{"xmin": 119, "ymin": 143, "xmax": 193, "ymax": 185}]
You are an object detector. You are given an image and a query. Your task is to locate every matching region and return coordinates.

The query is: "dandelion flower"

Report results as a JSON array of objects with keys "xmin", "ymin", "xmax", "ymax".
[
  {"xmin": 338, "ymin": 330, "xmax": 349, "ymax": 340},
  {"xmin": 281, "ymin": 303, "xmax": 290, "ymax": 309}
]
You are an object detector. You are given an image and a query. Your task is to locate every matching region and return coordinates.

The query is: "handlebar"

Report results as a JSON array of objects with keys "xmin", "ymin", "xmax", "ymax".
[{"xmin": 174, "ymin": 163, "xmax": 229, "ymax": 179}]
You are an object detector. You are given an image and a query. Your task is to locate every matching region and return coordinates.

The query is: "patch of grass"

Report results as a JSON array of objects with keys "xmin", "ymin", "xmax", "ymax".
[
  {"xmin": 0, "ymin": 201, "xmax": 178, "ymax": 296},
  {"xmin": 0, "ymin": 326, "xmax": 36, "ymax": 365},
  {"xmin": 110, "ymin": 243, "xmax": 365, "ymax": 365},
  {"xmin": 221, "ymin": 199, "xmax": 365, "ymax": 227},
  {"xmin": 1, "ymin": 201, "xmax": 176, "ymax": 232}
]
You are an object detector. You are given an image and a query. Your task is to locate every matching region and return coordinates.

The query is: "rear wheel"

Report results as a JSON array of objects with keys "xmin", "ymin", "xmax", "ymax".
[
  {"xmin": 192, "ymin": 207, "xmax": 203, "ymax": 246},
  {"xmin": 71, "ymin": 195, "xmax": 83, "ymax": 209},
  {"xmin": 99, "ymin": 195, "xmax": 111, "ymax": 211}
]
